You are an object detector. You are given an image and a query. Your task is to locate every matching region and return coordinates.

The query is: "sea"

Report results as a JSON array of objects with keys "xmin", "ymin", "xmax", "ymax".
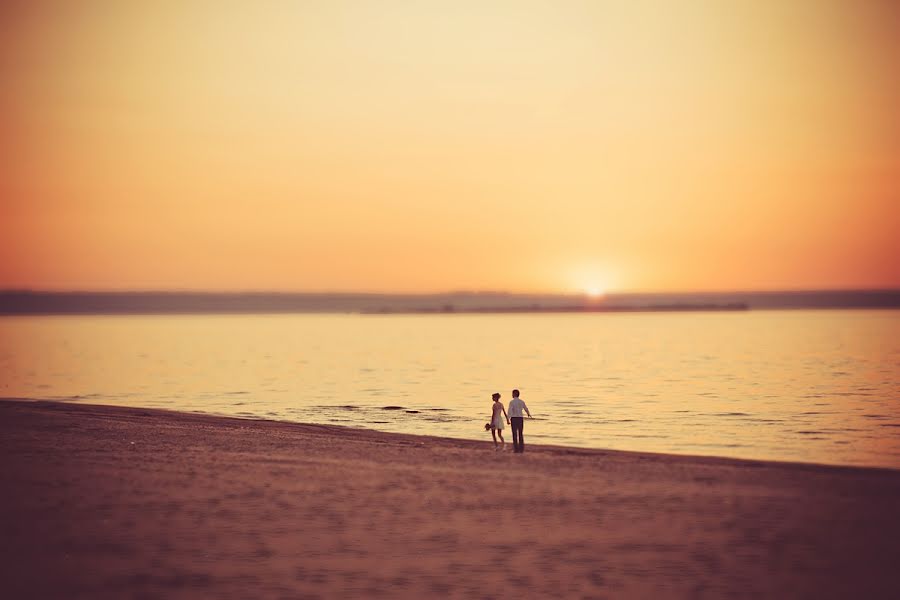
[{"xmin": 1, "ymin": 310, "xmax": 898, "ymax": 468}]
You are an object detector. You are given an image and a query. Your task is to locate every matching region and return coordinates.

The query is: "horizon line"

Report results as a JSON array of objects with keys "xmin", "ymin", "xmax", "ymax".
[{"xmin": 2, "ymin": 286, "xmax": 900, "ymax": 297}]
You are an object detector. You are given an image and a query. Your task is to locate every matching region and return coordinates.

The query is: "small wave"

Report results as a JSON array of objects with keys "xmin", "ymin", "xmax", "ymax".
[
  {"xmin": 381, "ymin": 406, "xmax": 404, "ymax": 410},
  {"xmin": 311, "ymin": 404, "xmax": 361, "ymax": 412},
  {"xmin": 796, "ymin": 430, "xmax": 827, "ymax": 435},
  {"xmin": 686, "ymin": 442, "xmax": 749, "ymax": 448},
  {"xmin": 420, "ymin": 416, "xmax": 456, "ymax": 423},
  {"xmin": 711, "ymin": 412, "xmax": 751, "ymax": 417},
  {"xmin": 405, "ymin": 410, "xmax": 420, "ymax": 414},
  {"xmin": 54, "ymin": 394, "xmax": 104, "ymax": 402}
]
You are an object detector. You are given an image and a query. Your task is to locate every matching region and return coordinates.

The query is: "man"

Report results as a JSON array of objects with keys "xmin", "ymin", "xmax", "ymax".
[{"xmin": 506, "ymin": 389, "xmax": 532, "ymax": 453}]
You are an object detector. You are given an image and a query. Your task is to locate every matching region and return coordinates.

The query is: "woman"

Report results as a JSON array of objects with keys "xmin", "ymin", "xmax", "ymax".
[{"xmin": 489, "ymin": 392, "xmax": 510, "ymax": 450}]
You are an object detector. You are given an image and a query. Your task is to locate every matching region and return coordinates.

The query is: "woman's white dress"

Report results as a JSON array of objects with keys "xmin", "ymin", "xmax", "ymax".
[{"xmin": 491, "ymin": 403, "xmax": 506, "ymax": 430}]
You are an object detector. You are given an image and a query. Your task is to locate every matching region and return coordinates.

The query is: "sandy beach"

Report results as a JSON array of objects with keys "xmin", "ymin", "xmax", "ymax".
[{"xmin": 2, "ymin": 400, "xmax": 899, "ymax": 599}]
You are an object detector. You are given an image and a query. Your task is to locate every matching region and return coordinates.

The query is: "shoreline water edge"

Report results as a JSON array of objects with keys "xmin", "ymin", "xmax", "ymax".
[{"xmin": 5, "ymin": 397, "xmax": 899, "ymax": 472}]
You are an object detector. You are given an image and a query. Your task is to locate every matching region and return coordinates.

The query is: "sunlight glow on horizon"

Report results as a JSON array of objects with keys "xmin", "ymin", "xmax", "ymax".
[{"xmin": 1, "ymin": 0, "xmax": 898, "ymax": 294}]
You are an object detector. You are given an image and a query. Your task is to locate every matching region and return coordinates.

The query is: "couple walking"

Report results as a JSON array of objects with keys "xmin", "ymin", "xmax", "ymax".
[{"xmin": 489, "ymin": 389, "xmax": 532, "ymax": 453}]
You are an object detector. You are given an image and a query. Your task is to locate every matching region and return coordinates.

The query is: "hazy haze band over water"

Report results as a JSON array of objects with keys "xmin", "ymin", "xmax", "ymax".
[{"xmin": 1, "ymin": 311, "xmax": 898, "ymax": 468}]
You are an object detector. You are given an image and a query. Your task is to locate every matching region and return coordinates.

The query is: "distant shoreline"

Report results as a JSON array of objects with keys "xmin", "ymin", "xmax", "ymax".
[
  {"xmin": 362, "ymin": 303, "xmax": 750, "ymax": 314},
  {"xmin": 1, "ymin": 289, "xmax": 898, "ymax": 315}
]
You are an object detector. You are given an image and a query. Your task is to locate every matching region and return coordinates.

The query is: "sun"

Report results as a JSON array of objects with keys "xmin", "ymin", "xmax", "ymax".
[{"xmin": 568, "ymin": 263, "xmax": 617, "ymax": 298}]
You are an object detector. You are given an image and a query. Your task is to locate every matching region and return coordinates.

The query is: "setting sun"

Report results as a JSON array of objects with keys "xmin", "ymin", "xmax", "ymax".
[{"xmin": 584, "ymin": 286, "xmax": 606, "ymax": 298}]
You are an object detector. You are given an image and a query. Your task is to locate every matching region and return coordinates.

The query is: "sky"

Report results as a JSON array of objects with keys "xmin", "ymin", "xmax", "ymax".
[{"xmin": 1, "ymin": 0, "xmax": 898, "ymax": 294}]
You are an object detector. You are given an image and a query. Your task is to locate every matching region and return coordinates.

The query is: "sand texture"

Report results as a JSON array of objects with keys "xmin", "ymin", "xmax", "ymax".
[{"xmin": 2, "ymin": 400, "xmax": 899, "ymax": 599}]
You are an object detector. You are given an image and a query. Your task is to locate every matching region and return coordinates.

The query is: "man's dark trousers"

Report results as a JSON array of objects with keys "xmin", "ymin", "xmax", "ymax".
[{"xmin": 511, "ymin": 417, "xmax": 525, "ymax": 453}]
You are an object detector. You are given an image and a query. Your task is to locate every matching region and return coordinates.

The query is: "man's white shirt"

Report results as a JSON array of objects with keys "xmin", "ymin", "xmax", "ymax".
[{"xmin": 507, "ymin": 398, "xmax": 530, "ymax": 418}]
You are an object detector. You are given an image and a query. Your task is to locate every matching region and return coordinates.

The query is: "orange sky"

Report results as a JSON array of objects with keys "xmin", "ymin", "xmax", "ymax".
[{"xmin": 1, "ymin": 0, "xmax": 898, "ymax": 294}]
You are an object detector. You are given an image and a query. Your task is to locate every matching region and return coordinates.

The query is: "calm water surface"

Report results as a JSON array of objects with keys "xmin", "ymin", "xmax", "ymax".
[{"xmin": 1, "ymin": 310, "xmax": 898, "ymax": 468}]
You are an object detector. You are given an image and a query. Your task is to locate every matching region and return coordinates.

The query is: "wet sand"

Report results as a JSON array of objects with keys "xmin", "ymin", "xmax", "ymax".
[{"xmin": 2, "ymin": 399, "xmax": 899, "ymax": 599}]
